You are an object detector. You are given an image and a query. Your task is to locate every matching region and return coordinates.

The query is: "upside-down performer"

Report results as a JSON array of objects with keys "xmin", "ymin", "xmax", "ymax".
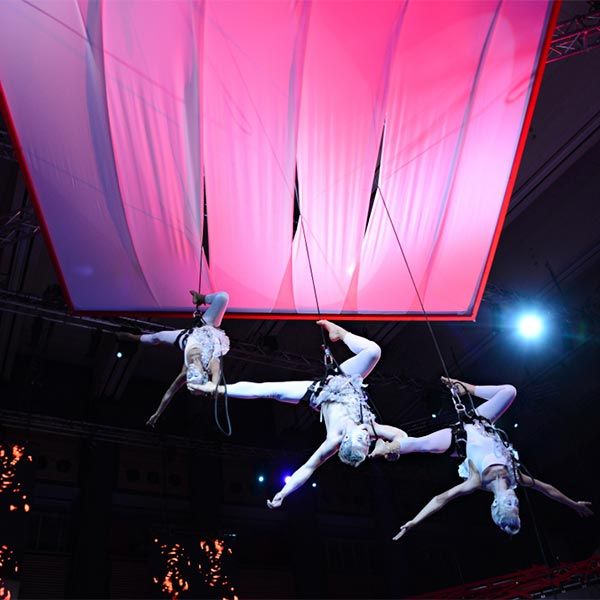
[
  {"xmin": 370, "ymin": 378, "xmax": 593, "ymax": 538},
  {"xmin": 196, "ymin": 320, "xmax": 406, "ymax": 508},
  {"xmin": 118, "ymin": 291, "xmax": 230, "ymax": 427}
]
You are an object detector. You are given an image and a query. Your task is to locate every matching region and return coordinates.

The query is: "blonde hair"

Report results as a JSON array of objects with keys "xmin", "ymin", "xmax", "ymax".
[
  {"xmin": 338, "ymin": 431, "xmax": 368, "ymax": 467},
  {"xmin": 491, "ymin": 492, "xmax": 521, "ymax": 535}
]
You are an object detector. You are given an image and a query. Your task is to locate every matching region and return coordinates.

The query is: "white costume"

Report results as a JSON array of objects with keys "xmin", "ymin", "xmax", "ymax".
[
  {"xmin": 139, "ymin": 291, "xmax": 230, "ymax": 390},
  {"xmin": 223, "ymin": 332, "xmax": 381, "ymax": 414}
]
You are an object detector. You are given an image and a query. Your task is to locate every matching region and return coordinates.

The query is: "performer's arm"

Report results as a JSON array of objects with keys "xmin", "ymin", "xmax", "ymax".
[
  {"xmin": 519, "ymin": 473, "xmax": 593, "ymax": 517},
  {"xmin": 393, "ymin": 478, "xmax": 479, "ymax": 540},
  {"xmin": 267, "ymin": 435, "xmax": 342, "ymax": 509},
  {"xmin": 146, "ymin": 365, "xmax": 187, "ymax": 427}
]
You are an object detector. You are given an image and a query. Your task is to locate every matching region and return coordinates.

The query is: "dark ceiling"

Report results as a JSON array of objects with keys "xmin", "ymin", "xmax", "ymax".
[{"xmin": 1, "ymin": 2, "xmax": 600, "ymax": 598}]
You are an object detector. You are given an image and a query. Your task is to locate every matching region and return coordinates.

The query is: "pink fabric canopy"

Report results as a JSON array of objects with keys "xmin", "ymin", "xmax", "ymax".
[{"xmin": 0, "ymin": 0, "xmax": 556, "ymax": 318}]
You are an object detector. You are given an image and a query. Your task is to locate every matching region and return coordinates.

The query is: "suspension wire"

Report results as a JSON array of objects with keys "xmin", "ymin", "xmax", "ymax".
[
  {"xmin": 196, "ymin": 179, "xmax": 233, "ymax": 436},
  {"xmin": 376, "ymin": 187, "xmax": 552, "ymax": 553},
  {"xmin": 376, "ymin": 186, "xmax": 451, "ymax": 381},
  {"xmin": 292, "ymin": 179, "xmax": 338, "ymax": 371}
]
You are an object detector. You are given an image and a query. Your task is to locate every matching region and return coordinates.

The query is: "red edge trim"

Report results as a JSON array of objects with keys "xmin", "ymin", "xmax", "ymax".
[
  {"xmin": 469, "ymin": 0, "xmax": 562, "ymax": 321},
  {"xmin": 0, "ymin": 83, "xmax": 77, "ymax": 312},
  {"xmin": 1, "ymin": 1, "xmax": 561, "ymax": 323}
]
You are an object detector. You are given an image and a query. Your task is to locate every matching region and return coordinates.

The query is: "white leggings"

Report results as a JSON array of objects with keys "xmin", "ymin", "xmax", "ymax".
[
  {"xmin": 225, "ymin": 332, "xmax": 381, "ymax": 404},
  {"xmin": 140, "ymin": 291, "xmax": 229, "ymax": 348},
  {"xmin": 399, "ymin": 384, "xmax": 517, "ymax": 454}
]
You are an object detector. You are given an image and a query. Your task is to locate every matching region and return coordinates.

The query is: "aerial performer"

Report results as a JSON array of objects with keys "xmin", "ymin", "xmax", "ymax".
[
  {"xmin": 195, "ymin": 320, "xmax": 407, "ymax": 508},
  {"xmin": 117, "ymin": 290, "xmax": 230, "ymax": 427},
  {"xmin": 369, "ymin": 378, "xmax": 593, "ymax": 537}
]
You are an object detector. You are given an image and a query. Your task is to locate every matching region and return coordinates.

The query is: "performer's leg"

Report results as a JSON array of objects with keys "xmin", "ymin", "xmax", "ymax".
[
  {"xmin": 318, "ymin": 321, "xmax": 381, "ymax": 378},
  {"xmin": 225, "ymin": 380, "xmax": 313, "ymax": 404},
  {"xmin": 399, "ymin": 428, "xmax": 453, "ymax": 454},
  {"xmin": 339, "ymin": 333, "xmax": 381, "ymax": 378},
  {"xmin": 474, "ymin": 384, "xmax": 517, "ymax": 423},
  {"xmin": 202, "ymin": 291, "xmax": 229, "ymax": 327},
  {"xmin": 140, "ymin": 330, "xmax": 183, "ymax": 346}
]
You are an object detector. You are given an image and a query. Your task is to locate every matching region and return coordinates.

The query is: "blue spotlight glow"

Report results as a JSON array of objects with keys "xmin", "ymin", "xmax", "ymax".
[
  {"xmin": 517, "ymin": 313, "xmax": 543, "ymax": 339},
  {"xmin": 257, "ymin": 475, "xmax": 265, "ymax": 483},
  {"xmin": 284, "ymin": 475, "xmax": 291, "ymax": 485}
]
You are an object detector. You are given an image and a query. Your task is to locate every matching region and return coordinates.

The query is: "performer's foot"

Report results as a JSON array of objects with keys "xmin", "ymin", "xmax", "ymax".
[
  {"xmin": 317, "ymin": 320, "xmax": 347, "ymax": 342},
  {"xmin": 189, "ymin": 290, "xmax": 206, "ymax": 306},
  {"xmin": 190, "ymin": 381, "xmax": 218, "ymax": 394},
  {"xmin": 116, "ymin": 331, "xmax": 140, "ymax": 343},
  {"xmin": 441, "ymin": 377, "xmax": 475, "ymax": 396},
  {"xmin": 369, "ymin": 438, "xmax": 391, "ymax": 459}
]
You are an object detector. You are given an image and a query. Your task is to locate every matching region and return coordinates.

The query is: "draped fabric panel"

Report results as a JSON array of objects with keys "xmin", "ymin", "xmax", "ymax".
[
  {"xmin": 0, "ymin": 0, "xmax": 555, "ymax": 318},
  {"xmin": 293, "ymin": 0, "xmax": 405, "ymax": 313},
  {"xmin": 202, "ymin": 0, "xmax": 305, "ymax": 312}
]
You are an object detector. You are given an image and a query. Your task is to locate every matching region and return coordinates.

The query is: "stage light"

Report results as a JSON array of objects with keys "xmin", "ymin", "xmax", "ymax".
[
  {"xmin": 517, "ymin": 313, "xmax": 543, "ymax": 339},
  {"xmin": 312, "ymin": 482, "xmax": 317, "ymax": 488},
  {"xmin": 257, "ymin": 475, "xmax": 264, "ymax": 483},
  {"xmin": 432, "ymin": 413, "xmax": 437, "ymax": 418},
  {"xmin": 514, "ymin": 423, "xmax": 519, "ymax": 428},
  {"xmin": 284, "ymin": 475, "xmax": 291, "ymax": 484},
  {"xmin": 116, "ymin": 351, "xmax": 123, "ymax": 358}
]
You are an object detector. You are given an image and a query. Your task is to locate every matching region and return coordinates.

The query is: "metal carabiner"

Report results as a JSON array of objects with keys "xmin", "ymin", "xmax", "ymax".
[{"xmin": 322, "ymin": 344, "xmax": 334, "ymax": 366}]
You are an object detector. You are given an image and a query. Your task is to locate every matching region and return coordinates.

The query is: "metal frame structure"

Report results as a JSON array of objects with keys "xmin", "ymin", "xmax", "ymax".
[
  {"xmin": 548, "ymin": 9, "xmax": 600, "ymax": 63},
  {"xmin": 0, "ymin": 287, "xmax": 415, "ymax": 386}
]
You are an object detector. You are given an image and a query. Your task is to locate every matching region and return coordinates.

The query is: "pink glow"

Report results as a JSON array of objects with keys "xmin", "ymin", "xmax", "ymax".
[{"xmin": 0, "ymin": 0, "xmax": 554, "ymax": 317}]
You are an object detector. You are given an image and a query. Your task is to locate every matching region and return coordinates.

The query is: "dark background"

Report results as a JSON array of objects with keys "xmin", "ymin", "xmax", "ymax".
[{"xmin": 1, "ymin": 2, "xmax": 600, "ymax": 597}]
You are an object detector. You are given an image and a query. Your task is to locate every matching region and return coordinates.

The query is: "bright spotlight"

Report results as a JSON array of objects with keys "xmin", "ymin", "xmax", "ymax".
[
  {"xmin": 116, "ymin": 351, "xmax": 123, "ymax": 358},
  {"xmin": 517, "ymin": 314, "xmax": 543, "ymax": 339},
  {"xmin": 257, "ymin": 475, "xmax": 265, "ymax": 483},
  {"xmin": 431, "ymin": 413, "xmax": 437, "ymax": 419},
  {"xmin": 311, "ymin": 482, "xmax": 317, "ymax": 488},
  {"xmin": 284, "ymin": 476, "xmax": 291, "ymax": 484}
]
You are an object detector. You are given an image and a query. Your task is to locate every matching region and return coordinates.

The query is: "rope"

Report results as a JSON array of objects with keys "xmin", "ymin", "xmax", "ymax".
[
  {"xmin": 195, "ymin": 190, "xmax": 232, "ymax": 436},
  {"xmin": 213, "ymin": 355, "xmax": 232, "ymax": 437},
  {"xmin": 292, "ymin": 178, "xmax": 335, "ymax": 362},
  {"xmin": 377, "ymin": 186, "xmax": 451, "ymax": 380}
]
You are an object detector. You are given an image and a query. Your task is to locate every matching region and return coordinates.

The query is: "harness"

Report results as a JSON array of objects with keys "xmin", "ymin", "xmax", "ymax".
[
  {"xmin": 181, "ymin": 304, "xmax": 233, "ymax": 437},
  {"xmin": 448, "ymin": 383, "xmax": 521, "ymax": 483},
  {"xmin": 174, "ymin": 311, "xmax": 206, "ymax": 350},
  {"xmin": 302, "ymin": 344, "xmax": 377, "ymax": 435}
]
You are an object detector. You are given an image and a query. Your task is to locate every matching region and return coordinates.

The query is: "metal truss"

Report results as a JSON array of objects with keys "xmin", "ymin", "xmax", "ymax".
[
  {"xmin": 0, "ymin": 287, "xmax": 413, "ymax": 386},
  {"xmin": 0, "ymin": 127, "xmax": 16, "ymax": 163},
  {"xmin": 0, "ymin": 407, "xmax": 300, "ymax": 460},
  {"xmin": 0, "ymin": 209, "xmax": 40, "ymax": 248},
  {"xmin": 548, "ymin": 9, "xmax": 600, "ymax": 63}
]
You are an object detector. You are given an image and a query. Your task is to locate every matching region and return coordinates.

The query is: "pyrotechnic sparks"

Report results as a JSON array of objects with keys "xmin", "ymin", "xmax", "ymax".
[
  {"xmin": 199, "ymin": 538, "xmax": 237, "ymax": 598},
  {"xmin": 0, "ymin": 545, "xmax": 18, "ymax": 600},
  {"xmin": 153, "ymin": 540, "xmax": 191, "ymax": 599},
  {"xmin": 0, "ymin": 444, "xmax": 32, "ymax": 513},
  {"xmin": 152, "ymin": 536, "xmax": 237, "ymax": 600}
]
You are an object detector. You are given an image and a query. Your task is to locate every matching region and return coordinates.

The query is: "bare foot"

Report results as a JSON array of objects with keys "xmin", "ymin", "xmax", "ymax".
[
  {"xmin": 441, "ymin": 377, "xmax": 475, "ymax": 396},
  {"xmin": 116, "ymin": 331, "xmax": 140, "ymax": 343},
  {"xmin": 369, "ymin": 438, "xmax": 391, "ymax": 459},
  {"xmin": 187, "ymin": 381, "xmax": 217, "ymax": 395},
  {"xmin": 317, "ymin": 320, "xmax": 347, "ymax": 342},
  {"xmin": 189, "ymin": 290, "xmax": 206, "ymax": 305}
]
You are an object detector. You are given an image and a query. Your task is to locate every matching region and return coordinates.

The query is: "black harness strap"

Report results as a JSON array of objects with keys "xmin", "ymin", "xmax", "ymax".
[{"xmin": 174, "ymin": 309, "xmax": 207, "ymax": 350}]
